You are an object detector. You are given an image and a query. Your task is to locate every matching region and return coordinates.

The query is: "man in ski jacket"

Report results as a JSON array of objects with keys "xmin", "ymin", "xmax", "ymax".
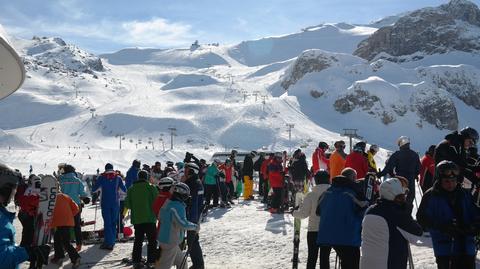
[
  {"xmin": 317, "ymin": 168, "xmax": 368, "ymax": 269},
  {"xmin": 367, "ymin": 144, "xmax": 379, "ymax": 172},
  {"xmin": 125, "ymin": 159, "xmax": 141, "ymax": 189},
  {"xmin": 268, "ymin": 155, "xmax": 284, "ymax": 213},
  {"xmin": 203, "ymin": 160, "xmax": 220, "ymax": 207},
  {"xmin": 329, "ymin": 141, "xmax": 347, "ymax": 181},
  {"xmin": 345, "ymin": 142, "xmax": 369, "ymax": 179},
  {"xmin": 311, "ymin": 142, "xmax": 329, "ymax": 173},
  {"xmin": 417, "ymin": 161, "xmax": 480, "ymax": 269},
  {"xmin": 360, "ymin": 178, "xmax": 423, "ymax": 269},
  {"xmin": 125, "ymin": 170, "xmax": 158, "ymax": 267},
  {"xmin": 434, "ymin": 127, "xmax": 480, "ymax": 184},
  {"xmin": 289, "ymin": 149, "xmax": 310, "ymax": 193},
  {"xmin": 92, "ymin": 163, "xmax": 127, "ymax": 250},
  {"xmin": 377, "ymin": 136, "xmax": 420, "ymax": 211},
  {"xmin": 292, "ymin": 170, "xmax": 330, "ymax": 269},
  {"xmin": 419, "ymin": 145, "xmax": 436, "ymax": 193},
  {"xmin": 243, "ymin": 152, "xmax": 255, "ymax": 200}
]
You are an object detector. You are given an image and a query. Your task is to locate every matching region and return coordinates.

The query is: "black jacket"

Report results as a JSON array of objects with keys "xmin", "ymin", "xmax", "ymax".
[
  {"xmin": 289, "ymin": 154, "xmax": 309, "ymax": 181},
  {"xmin": 242, "ymin": 155, "xmax": 254, "ymax": 177}
]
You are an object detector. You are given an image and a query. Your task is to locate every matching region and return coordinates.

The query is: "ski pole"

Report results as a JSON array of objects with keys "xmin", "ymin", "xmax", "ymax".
[
  {"xmin": 408, "ymin": 244, "xmax": 415, "ymax": 269},
  {"xmin": 180, "ymin": 249, "xmax": 189, "ymax": 269},
  {"xmin": 93, "ymin": 201, "xmax": 98, "ymax": 232}
]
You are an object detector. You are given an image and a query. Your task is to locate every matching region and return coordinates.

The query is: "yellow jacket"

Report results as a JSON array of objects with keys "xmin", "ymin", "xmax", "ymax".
[{"xmin": 367, "ymin": 151, "xmax": 377, "ymax": 172}]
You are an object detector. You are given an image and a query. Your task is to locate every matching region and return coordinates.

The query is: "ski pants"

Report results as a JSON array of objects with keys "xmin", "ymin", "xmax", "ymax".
[
  {"xmin": 226, "ymin": 181, "xmax": 235, "ymax": 200},
  {"xmin": 187, "ymin": 230, "xmax": 204, "ymax": 269},
  {"xmin": 74, "ymin": 208, "xmax": 82, "ymax": 245},
  {"xmin": 435, "ymin": 255, "xmax": 475, "ymax": 269},
  {"xmin": 133, "ymin": 223, "xmax": 157, "ymax": 263},
  {"xmin": 18, "ymin": 212, "xmax": 34, "ymax": 247},
  {"xmin": 243, "ymin": 175, "xmax": 253, "ymax": 199},
  {"xmin": 101, "ymin": 206, "xmax": 119, "ymax": 246},
  {"xmin": 331, "ymin": 245, "xmax": 359, "ymax": 269},
  {"xmin": 271, "ymin": 187, "xmax": 283, "ymax": 210},
  {"xmin": 218, "ymin": 182, "xmax": 228, "ymax": 203},
  {"xmin": 53, "ymin": 227, "xmax": 80, "ymax": 262},
  {"xmin": 157, "ymin": 244, "xmax": 180, "ymax": 269},
  {"xmin": 117, "ymin": 201, "xmax": 125, "ymax": 235},
  {"xmin": 204, "ymin": 184, "xmax": 218, "ymax": 206},
  {"xmin": 258, "ymin": 174, "xmax": 265, "ymax": 196},
  {"xmin": 307, "ymin": 231, "xmax": 331, "ymax": 269}
]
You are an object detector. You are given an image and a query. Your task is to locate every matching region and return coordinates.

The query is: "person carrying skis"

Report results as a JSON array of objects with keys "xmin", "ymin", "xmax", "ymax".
[
  {"xmin": 243, "ymin": 151, "xmax": 256, "ymax": 200},
  {"xmin": 360, "ymin": 177, "xmax": 423, "ymax": 269},
  {"xmin": 203, "ymin": 159, "xmax": 220, "ymax": 208},
  {"xmin": 268, "ymin": 154, "xmax": 285, "ymax": 213},
  {"xmin": 417, "ymin": 161, "xmax": 480, "ymax": 269},
  {"xmin": 49, "ymin": 191, "xmax": 82, "ymax": 268},
  {"xmin": 329, "ymin": 140, "xmax": 347, "ymax": 181},
  {"xmin": 312, "ymin": 142, "xmax": 329, "ymax": 174},
  {"xmin": 92, "ymin": 163, "xmax": 127, "ymax": 250},
  {"xmin": 367, "ymin": 144, "xmax": 379, "ymax": 172},
  {"xmin": 434, "ymin": 127, "xmax": 480, "ymax": 185},
  {"xmin": 125, "ymin": 159, "xmax": 141, "ymax": 189},
  {"xmin": 316, "ymin": 168, "xmax": 369, "ymax": 269},
  {"xmin": 419, "ymin": 145, "xmax": 436, "ymax": 193},
  {"xmin": 377, "ymin": 136, "xmax": 420, "ymax": 213},
  {"xmin": 345, "ymin": 142, "xmax": 369, "ymax": 180},
  {"xmin": 157, "ymin": 183, "xmax": 199, "ymax": 269},
  {"xmin": 292, "ymin": 170, "xmax": 330, "ymax": 269},
  {"xmin": 0, "ymin": 163, "xmax": 51, "ymax": 269},
  {"xmin": 289, "ymin": 149, "xmax": 310, "ymax": 193},
  {"xmin": 125, "ymin": 170, "xmax": 159, "ymax": 268}
]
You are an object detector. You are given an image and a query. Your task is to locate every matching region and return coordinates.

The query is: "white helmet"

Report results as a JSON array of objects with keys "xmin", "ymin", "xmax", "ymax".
[
  {"xmin": 379, "ymin": 178, "xmax": 405, "ymax": 201},
  {"xmin": 397, "ymin": 136, "xmax": 410, "ymax": 147},
  {"xmin": 158, "ymin": 177, "xmax": 174, "ymax": 190}
]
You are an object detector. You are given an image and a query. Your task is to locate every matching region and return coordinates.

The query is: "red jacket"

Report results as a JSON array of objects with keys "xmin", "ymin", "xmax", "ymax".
[
  {"xmin": 268, "ymin": 160, "xmax": 284, "ymax": 188},
  {"xmin": 152, "ymin": 191, "xmax": 172, "ymax": 233},
  {"xmin": 419, "ymin": 155, "xmax": 435, "ymax": 186},
  {"xmin": 261, "ymin": 158, "xmax": 272, "ymax": 178},
  {"xmin": 16, "ymin": 186, "xmax": 40, "ymax": 216},
  {"xmin": 312, "ymin": 148, "xmax": 329, "ymax": 173},
  {"xmin": 345, "ymin": 152, "xmax": 368, "ymax": 179},
  {"xmin": 218, "ymin": 164, "xmax": 234, "ymax": 183}
]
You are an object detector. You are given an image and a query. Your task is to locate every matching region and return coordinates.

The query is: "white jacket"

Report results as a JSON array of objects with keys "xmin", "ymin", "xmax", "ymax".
[{"xmin": 292, "ymin": 184, "xmax": 330, "ymax": 231}]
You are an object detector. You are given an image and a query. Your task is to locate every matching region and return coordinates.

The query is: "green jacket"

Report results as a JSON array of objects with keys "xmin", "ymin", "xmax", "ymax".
[
  {"xmin": 125, "ymin": 180, "xmax": 159, "ymax": 224},
  {"xmin": 204, "ymin": 164, "xmax": 219, "ymax": 185}
]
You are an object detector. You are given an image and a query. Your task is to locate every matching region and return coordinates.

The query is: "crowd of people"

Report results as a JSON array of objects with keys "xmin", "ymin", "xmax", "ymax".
[{"xmin": 1, "ymin": 127, "xmax": 480, "ymax": 268}]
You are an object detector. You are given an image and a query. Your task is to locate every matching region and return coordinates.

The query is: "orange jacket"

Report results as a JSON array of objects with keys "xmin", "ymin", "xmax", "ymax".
[
  {"xmin": 51, "ymin": 193, "xmax": 79, "ymax": 228},
  {"xmin": 329, "ymin": 150, "xmax": 346, "ymax": 180}
]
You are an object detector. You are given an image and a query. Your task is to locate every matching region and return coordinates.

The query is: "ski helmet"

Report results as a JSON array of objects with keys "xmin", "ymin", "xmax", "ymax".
[
  {"xmin": 314, "ymin": 169, "xmax": 330, "ymax": 185},
  {"xmin": 318, "ymin": 142, "xmax": 329, "ymax": 150},
  {"xmin": 137, "ymin": 170, "xmax": 149, "ymax": 181},
  {"xmin": 0, "ymin": 163, "xmax": 22, "ymax": 206},
  {"xmin": 353, "ymin": 142, "xmax": 366, "ymax": 152},
  {"xmin": 460, "ymin": 127, "xmax": 479, "ymax": 144},
  {"xmin": 379, "ymin": 178, "xmax": 405, "ymax": 201},
  {"xmin": 158, "ymin": 177, "xmax": 174, "ymax": 191},
  {"xmin": 397, "ymin": 136, "xmax": 410, "ymax": 147},
  {"xmin": 132, "ymin": 159, "xmax": 141, "ymax": 169},
  {"xmin": 250, "ymin": 151, "xmax": 258, "ymax": 157},
  {"xmin": 172, "ymin": 182, "xmax": 191, "ymax": 202},
  {"xmin": 28, "ymin": 174, "xmax": 41, "ymax": 188},
  {"xmin": 185, "ymin": 162, "xmax": 199, "ymax": 175},
  {"xmin": 63, "ymin": 164, "xmax": 75, "ymax": 174},
  {"xmin": 435, "ymin": 160, "xmax": 459, "ymax": 180},
  {"xmin": 370, "ymin": 144, "xmax": 379, "ymax": 153},
  {"xmin": 166, "ymin": 161, "xmax": 174, "ymax": 167}
]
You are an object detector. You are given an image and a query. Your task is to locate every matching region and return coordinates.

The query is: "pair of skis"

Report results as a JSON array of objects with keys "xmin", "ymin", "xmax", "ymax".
[{"xmin": 292, "ymin": 191, "xmax": 304, "ymax": 269}]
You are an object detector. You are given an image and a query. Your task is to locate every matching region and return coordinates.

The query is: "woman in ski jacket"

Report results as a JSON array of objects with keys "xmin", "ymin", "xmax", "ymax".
[
  {"xmin": 292, "ymin": 170, "xmax": 330, "ymax": 269},
  {"xmin": 416, "ymin": 161, "xmax": 480, "ymax": 269}
]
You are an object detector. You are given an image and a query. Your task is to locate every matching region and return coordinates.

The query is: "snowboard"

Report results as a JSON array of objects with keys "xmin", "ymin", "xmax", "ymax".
[
  {"xmin": 33, "ymin": 175, "xmax": 58, "ymax": 246},
  {"xmin": 292, "ymin": 192, "xmax": 304, "ymax": 269}
]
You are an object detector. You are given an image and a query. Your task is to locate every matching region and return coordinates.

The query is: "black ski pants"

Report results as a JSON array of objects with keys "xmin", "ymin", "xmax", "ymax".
[
  {"xmin": 53, "ymin": 227, "xmax": 80, "ymax": 262},
  {"xmin": 204, "ymin": 184, "xmax": 219, "ymax": 206},
  {"xmin": 218, "ymin": 181, "xmax": 228, "ymax": 203},
  {"xmin": 227, "ymin": 181, "xmax": 235, "ymax": 200},
  {"xmin": 307, "ymin": 231, "xmax": 331, "ymax": 269},
  {"xmin": 74, "ymin": 208, "xmax": 82, "ymax": 245},
  {"xmin": 132, "ymin": 223, "xmax": 157, "ymax": 263},
  {"xmin": 258, "ymin": 174, "xmax": 264, "ymax": 196},
  {"xmin": 435, "ymin": 255, "xmax": 475, "ymax": 269},
  {"xmin": 271, "ymin": 187, "xmax": 283, "ymax": 210},
  {"xmin": 187, "ymin": 230, "xmax": 204, "ymax": 269},
  {"xmin": 331, "ymin": 245, "xmax": 359, "ymax": 269},
  {"xmin": 18, "ymin": 211, "xmax": 35, "ymax": 247}
]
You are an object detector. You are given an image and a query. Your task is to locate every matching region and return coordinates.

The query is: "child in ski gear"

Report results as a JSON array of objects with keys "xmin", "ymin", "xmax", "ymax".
[
  {"xmin": 16, "ymin": 174, "xmax": 40, "ymax": 248},
  {"xmin": 125, "ymin": 169, "xmax": 159, "ymax": 267},
  {"xmin": 268, "ymin": 154, "xmax": 284, "ymax": 213},
  {"xmin": 292, "ymin": 170, "xmax": 330, "ymax": 269},
  {"xmin": 125, "ymin": 159, "xmax": 141, "ymax": 189},
  {"xmin": 157, "ymin": 182, "xmax": 199, "ymax": 269},
  {"xmin": 417, "ymin": 161, "xmax": 480, "ymax": 269},
  {"xmin": 243, "ymin": 152, "xmax": 255, "ymax": 200},
  {"xmin": 419, "ymin": 145, "xmax": 436, "ymax": 193},
  {"xmin": 0, "ymin": 163, "xmax": 51, "ymax": 269},
  {"xmin": 360, "ymin": 178, "xmax": 423, "ymax": 269},
  {"xmin": 367, "ymin": 144, "xmax": 379, "ymax": 172},
  {"xmin": 345, "ymin": 142, "xmax": 369, "ymax": 179},
  {"xmin": 329, "ymin": 141, "xmax": 347, "ymax": 180},
  {"xmin": 203, "ymin": 160, "xmax": 220, "ymax": 207},
  {"xmin": 50, "ymin": 192, "xmax": 81, "ymax": 268},
  {"xmin": 92, "ymin": 163, "xmax": 127, "ymax": 250},
  {"xmin": 316, "ymin": 168, "xmax": 368, "ymax": 269},
  {"xmin": 312, "ymin": 142, "xmax": 329, "ymax": 173}
]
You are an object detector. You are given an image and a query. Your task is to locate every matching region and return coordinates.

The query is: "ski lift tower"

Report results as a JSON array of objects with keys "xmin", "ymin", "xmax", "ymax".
[
  {"xmin": 168, "ymin": 127, "xmax": 177, "ymax": 150},
  {"xmin": 286, "ymin": 123, "xmax": 295, "ymax": 153},
  {"xmin": 342, "ymin": 128, "xmax": 361, "ymax": 153}
]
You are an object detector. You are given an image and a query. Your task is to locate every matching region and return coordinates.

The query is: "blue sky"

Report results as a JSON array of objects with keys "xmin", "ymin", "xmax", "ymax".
[{"xmin": 0, "ymin": 0, "xmax": 478, "ymax": 54}]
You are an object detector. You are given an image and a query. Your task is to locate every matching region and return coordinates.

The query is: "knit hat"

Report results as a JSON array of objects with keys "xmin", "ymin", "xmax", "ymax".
[{"xmin": 105, "ymin": 163, "xmax": 114, "ymax": 171}]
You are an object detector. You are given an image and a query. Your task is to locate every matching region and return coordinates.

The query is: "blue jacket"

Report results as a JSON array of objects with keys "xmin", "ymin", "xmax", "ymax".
[
  {"xmin": 185, "ymin": 175, "xmax": 204, "ymax": 223},
  {"xmin": 317, "ymin": 176, "xmax": 368, "ymax": 247},
  {"xmin": 125, "ymin": 166, "xmax": 139, "ymax": 189},
  {"xmin": 0, "ymin": 207, "xmax": 29, "ymax": 269},
  {"xmin": 378, "ymin": 146, "xmax": 420, "ymax": 185},
  {"xmin": 92, "ymin": 171, "xmax": 126, "ymax": 208},
  {"xmin": 416, "ymin": 181, "xmax": 479, "ymax": 256},
  {"xmin": 59, "ymin": 172, "xmax": 87, "ymax": 205},
  {"xmin": 157, "ymin": 198, "xmax": 198, "ymax": 246}
]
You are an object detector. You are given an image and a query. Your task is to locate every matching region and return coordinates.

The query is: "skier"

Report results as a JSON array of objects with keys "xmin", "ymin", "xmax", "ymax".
[
  {"xmin": 417, "ymin": 161, "xmax": 479, "ymax": 269},
  {"xmin": 311, "ymin": 142, "xmax": 329, "ymax": 173},
  {"xmin": 243, "ymin": 151, "xmax": 255, "ymax": 200},
  {"xmin": 125, "ymin": 170, "xmax": 159, "ymax": 268},
  {"xmin": 58, "ymin": 164, "xmax": 88, "ymax": 251},
  {"xmin": 289, "ymin": 149, "xmax": 310, "ymax": 193},
  {"xmin": 367, "ymin": 144, "xmax": 379, "ymax": 172},
  {"xmin": 16, "ymin": 175, "xmax": 40, "ymax": 249},
  {"xmin": 184, "ymin": 162, "xmax": 205, "ymax": 269},
  {"xmin": 156, "ymin": 183, "xmax": 199, "ymax": 269},
  {"xmin": 254, "ymin": 153, "xmax": 266, "ymax": 196},
  {"xmin": 419, "ymin": 145, "xmax": 436, "ymax": 193},
  {"xmin": 218, "ymin": 159, "xmax": 235, "ymax": 205},
  {"xmin": 434, "ymin": 127, "xmax": 480, "ymax": 184},
  {"xmin": 377, "ymin": 136, "xmax": 420, "ymax": 213},
  {"xmin": 360, "ymin": 178, "xmax": 423, "ymax": 269},
  {"xmin": 268, "ymin": 154, "xmax": 284, "ymax": 213},
  {"xmin": 203, "ymin": 159, "xmax": 220, "ymax": 208},
  {"xmin": 316, "ymin": 168, "xmax": 368, "ymax": 269},
  {"xmin": 125, "ymin": 159, "xmax": 141, "ymax": 189},
  {"xmin": 0, "ymin": 163, "xmax": 51, "ymax": 269},
  {"xmin": 292, "ymin": 170, "xmax": 330, "ymax": 269},
  {"xmin": 152, "ymin": 177, "xmax": 175, "ymax": 229},
  {"xmin": 329, "ymin": 140, "xmax": 347, "ymax": 181},
  {"xmin": 92, "ymin": 163, "xmax": 127, "ymax": 250},
  {"xmin": 49, "ymin": 191, "xmax": 81, "ymax": 268},
  {"xmin": 345, "ymin": 142, "xmax": 369, "ymax": 180}
]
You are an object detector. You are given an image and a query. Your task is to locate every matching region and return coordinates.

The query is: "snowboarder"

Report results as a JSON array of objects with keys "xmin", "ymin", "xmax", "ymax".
[
  {"xmin": 360, "ymin": 177, "xmax": 423, "ymax": 269},
  {"xmin": 311, "ymin": 142, "xmax": 329, "ymax": 174},
  {"xmin": 92, "ymin": 163, "xmax": 127, "ymax": 250},
  {"xmin": 292, "ymin": 170, "xmax": 330, "ymax": 269},
  {"xmin": 125, "ymin": 170, "xmax": 159, "ymax": 268},
  {"xmin": 329, "ymin": 140, "xmax": 347, "ymax": 181}
]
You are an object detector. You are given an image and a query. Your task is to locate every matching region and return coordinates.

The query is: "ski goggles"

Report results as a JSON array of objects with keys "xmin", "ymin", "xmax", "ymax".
[{"xmin": 439, "ymin": 169, "xmax": 459, "ymax": 179}]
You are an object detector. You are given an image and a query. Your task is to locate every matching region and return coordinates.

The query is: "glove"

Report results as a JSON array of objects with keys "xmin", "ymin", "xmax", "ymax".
[
  {"xmin": 26, "ymin": 245, "xmax": 51, "ymax": 265},
  {"xmin": 82, "ymin": 197, "xmax": 91, "ymax": 205}
]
